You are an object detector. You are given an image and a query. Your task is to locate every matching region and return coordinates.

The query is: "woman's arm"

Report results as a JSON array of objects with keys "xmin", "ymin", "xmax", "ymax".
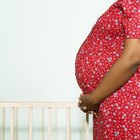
[{"xmin": 79, "ymin": 38, "xmax": 140, "ymax": 112}]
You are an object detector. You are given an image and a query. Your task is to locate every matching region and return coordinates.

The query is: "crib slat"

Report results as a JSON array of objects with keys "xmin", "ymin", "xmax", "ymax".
[
  {"xmin": 55, "ymin": 109, "xmax": 58, "ymax": 140},
  {"xmin": 2, "ymin": 108, "xmax": 5, "ymax": 140},
  {"xmin": 15, "ymin": 108, "xmax": 18, "ymax": 140},
  {"xmin": 10, "ymin": 107, "xmax": 15, "ymax": 140},
  {"xmin": 85, "ymin": 113, "xmax": 89, "ymax": 140},
  {"xmin": 66, "ymin": 107, "xmax": 71, "ymax": 140},
  {"xmin": 42, "ymin": 108, "xmax": 44, "ymax": 140},
  {"xmin": 28, "ymin": 107, "xmax": 33, "ymax": 140},
  {"xmin": 82, "ymin": 113, "xmax": 85, "ymax": 140},
  {"xmin": 48, "ymin": 107, "xmax": 52, "ymax": 140}
]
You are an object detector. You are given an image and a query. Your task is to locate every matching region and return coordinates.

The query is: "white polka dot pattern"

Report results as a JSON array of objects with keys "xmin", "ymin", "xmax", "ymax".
[
  {"xmin": 75, "ymin": 0, "xmax": 140, "ymax": 139},
  {"xmin": 121, "ymin": 0, "xmax": 140, "ymax": 38}
]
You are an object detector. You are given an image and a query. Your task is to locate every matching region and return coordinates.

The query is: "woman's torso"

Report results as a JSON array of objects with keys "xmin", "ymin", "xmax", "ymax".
[{"xmin": 75, "ymin": 0, "xmax": 140, "ymax": 94}]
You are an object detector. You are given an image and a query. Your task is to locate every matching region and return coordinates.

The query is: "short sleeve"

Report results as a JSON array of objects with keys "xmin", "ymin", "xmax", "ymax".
[{"xmin": 121, "ymin": 0, "xmax": 140, "ymax": 39}]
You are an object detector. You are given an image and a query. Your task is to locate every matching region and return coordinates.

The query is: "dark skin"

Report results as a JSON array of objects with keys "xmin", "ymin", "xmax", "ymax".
[{"xmin": 78, "ymin": 38, "xmax": 140, "ymax": 116}]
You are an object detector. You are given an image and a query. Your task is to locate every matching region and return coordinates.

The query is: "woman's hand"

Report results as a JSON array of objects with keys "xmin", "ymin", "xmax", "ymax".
[{"xmin": 78, "ymin": 93, "xmax": 100, "ymax": 115}]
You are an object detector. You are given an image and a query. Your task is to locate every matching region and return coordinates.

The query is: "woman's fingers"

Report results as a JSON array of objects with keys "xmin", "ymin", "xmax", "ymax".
[
  {"xmin": 80, "ymin": 106, "xmax": 87, "ymax": 112},
  {"xmin": 78, "ymin": 97, "xmax": 88, "ymax": 113},
  {"xmin": 78, "ymin": 98, "xmax": 83, "ymax": 107}
]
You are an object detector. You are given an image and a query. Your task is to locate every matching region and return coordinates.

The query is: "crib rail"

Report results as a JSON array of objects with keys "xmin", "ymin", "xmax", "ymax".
[{"xmin": 0, "ymin": 101, "xmax": 90, "ymax": 140}]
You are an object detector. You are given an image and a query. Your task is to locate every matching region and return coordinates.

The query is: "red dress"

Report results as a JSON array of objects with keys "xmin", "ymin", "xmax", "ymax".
[{"xmin": 75, "ymin": 0, "xmax": 140, "ymax": 139}]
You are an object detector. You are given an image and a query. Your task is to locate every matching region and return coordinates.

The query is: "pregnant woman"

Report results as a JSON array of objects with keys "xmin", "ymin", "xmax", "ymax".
[{"xmin": 75, "ymin": 0, "xmax": 140, "ymax": 139}]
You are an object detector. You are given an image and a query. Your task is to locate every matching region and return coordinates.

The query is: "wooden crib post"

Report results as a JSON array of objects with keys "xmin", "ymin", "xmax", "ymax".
[
  {"xmin": 2, "ymin": 108, "xmax": 5, "ymax": 140},
  {"xmin": 15, "ymin": 108, "xmax": 18, "ymax": 140},
  {"xmin": 85, "ymin": 113, "xmax": 89, "ymax": 140},
  {"xmin": 10, "ymin": 107, "xmax": 15, "ymax": 140},
  {"xmin": 42, "ymin": 108, "xmax": 44, "ymax": 140},
  {"xmin": 48, "ymin": 107, "xmax": 52, "ymax": 140},
  {"xmin": 66, "ymin": 107, "xmax": 71, "ymax": 140},
  {"xmin": 28, "ymin": 107, "xmax": 33, "ymax": 140}
]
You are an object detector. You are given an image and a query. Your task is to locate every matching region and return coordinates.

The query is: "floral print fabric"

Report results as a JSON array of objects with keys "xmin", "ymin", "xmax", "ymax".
[{"xmin": 75, "ymin": 0, "xmax": 140, "ymax": 139}]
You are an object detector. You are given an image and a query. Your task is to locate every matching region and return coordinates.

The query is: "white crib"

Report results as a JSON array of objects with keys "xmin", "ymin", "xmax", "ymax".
[{"xmin": 0, "ymin": 101, "xmax": 92, "ymax": 140}]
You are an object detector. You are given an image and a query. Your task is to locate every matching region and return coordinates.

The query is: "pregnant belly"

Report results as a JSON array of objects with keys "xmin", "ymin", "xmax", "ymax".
[
  {"xmin": 75, "ymin": 49, "xmax": 114, "ymax": 94},
  {"xmin": 75, "ymin": 49, "xmax": 140, "ymax": 96}
]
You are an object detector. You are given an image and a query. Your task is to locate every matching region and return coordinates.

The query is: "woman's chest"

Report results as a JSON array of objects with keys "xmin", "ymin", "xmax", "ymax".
[{"xmin": 93, "ymin": 2, "xmax": 124, "ymax": 37}]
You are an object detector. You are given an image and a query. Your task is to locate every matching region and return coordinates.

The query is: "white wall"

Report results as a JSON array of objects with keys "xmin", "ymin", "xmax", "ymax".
[
  {"xmin": 0, "ymin": 0, "xmax": 115, "ymax": 101},
  {"xmin": 0, "ymin": 0, "xmax": 116, "ymax": 139}
]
